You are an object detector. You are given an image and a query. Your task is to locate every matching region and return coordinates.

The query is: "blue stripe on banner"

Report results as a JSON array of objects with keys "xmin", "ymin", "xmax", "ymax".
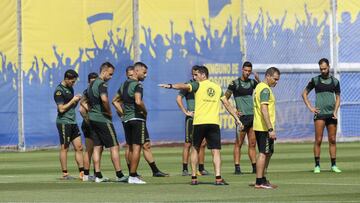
[
  {"xmin": 87, "ymin": 12, "xmax": 113, "ymax": 25},
  {"xmin": 208, "ymin": 0, "xmax": 231, "ymax": 18}
]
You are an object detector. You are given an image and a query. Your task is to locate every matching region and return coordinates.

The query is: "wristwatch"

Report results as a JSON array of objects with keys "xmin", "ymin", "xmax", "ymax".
[{"xmin": 268, "ymin": 128, "xmax": 274, "ymax": 132}]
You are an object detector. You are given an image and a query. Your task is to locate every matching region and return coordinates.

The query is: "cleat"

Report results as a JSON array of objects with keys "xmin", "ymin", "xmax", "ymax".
[
  {"xmin": 196, "ymin": 171, "xmax": 202, "ymax": 176},
  {"xmin": 234, "ymin": 169, "xmax": 242, "ymax": 175},
  {"xmin": 331, "ymin": 166, "xmax": 342, "ymax": 173},
  {"xmin": 214, "ymin": 179, "xmax": 229, "ymax": 186},
  {"xmin": 182, "ymin": 170, "xmax": 190, "ymax": 176},
  {"xmin": 79, "ymin": 171, "xmax": 84, "ymax": 180},
  {"xmin": 82, "ymin": 175, "xmax": 89, "ymax": 181},
  {"xmin": 61, "ymin": 174, "xmax": 76, "ymax": 180},
  {"xmin": 190, "ymin": 179, "xmax": 198, "ymax": 185},
  {"xmin": 153, "ymin": 171, "xmax": 169, "ymax": 177},
  {"xmin": 314, "ymin": 166, "xmax": 321, "ymax": 173},
  {"xmin": 115, "ymin": 176, "xmax": 129, "ymax": 183},
  {"xmin": 128, "ymin": 176, "xmax": 146, "ymax": 184},
  {"xmin": 95, "ymin": 176, "xmax": 110, "ymax": 183},
  {"xmin": 83, "ymin": 175, "xmax": 96, "ymax": 182},
  {"xmin": 200, "ymin": 169, "xmax": 209, "ymax": 176},
  {"xmin": 255, "ymin": 183, "xmax": 274, "ymax": 189}
]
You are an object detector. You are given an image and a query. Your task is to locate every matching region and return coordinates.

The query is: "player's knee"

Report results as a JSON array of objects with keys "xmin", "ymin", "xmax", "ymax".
[
  {"xmin": 75, "ymin": 144, "xmax": 83, "ymax": 152},
  {"xmin": 143, "ymin": 142, "xmax": 151, "ymax": 150},
  {"xmin": 329, "ymin": 138, "xmax": 336, "ymax": 145},
  {"xmin": 248, "ymin": 141, "xmax": 256, "ymax": 148}
]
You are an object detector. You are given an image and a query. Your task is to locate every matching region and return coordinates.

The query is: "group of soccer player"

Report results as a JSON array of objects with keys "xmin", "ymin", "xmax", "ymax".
[
  {"xmin": 54, "ymin": 58, "xmax": 342, "ymax": 188},
  {"xmin": 54, "ymin": 62, "xmax": 168, "ymax": 184}
]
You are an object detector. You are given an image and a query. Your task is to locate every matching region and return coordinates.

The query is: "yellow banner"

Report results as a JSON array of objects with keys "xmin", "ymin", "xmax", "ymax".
[
  {"xmin": 0, "ymin": 0, "xmax": 17, "ymax": 72},
  {"xmin": 22, "ymin": 0, "xmax": 133, "ymax": 76}
]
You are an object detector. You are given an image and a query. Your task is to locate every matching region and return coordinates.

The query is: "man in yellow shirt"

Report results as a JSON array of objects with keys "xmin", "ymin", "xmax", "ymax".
[
  {"xmin": 159, "ymin": 65, "xmax": 241, "ymax": 185},
  {"xmin": 253, "ymin": 67, "xmax": 280, "ymax": 189}
]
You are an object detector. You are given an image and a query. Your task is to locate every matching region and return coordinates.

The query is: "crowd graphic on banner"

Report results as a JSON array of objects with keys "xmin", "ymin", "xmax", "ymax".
[
  {"xmin": 1, "ymin": 7, "xmax": 360, "ymax": 146},
  {"xmin": 245, "ymin": 5, "xmax": 330, "ymax": 63},
  {"xmin": 338, "ymin": 11, "xmax": 360, "ymax": 62}
]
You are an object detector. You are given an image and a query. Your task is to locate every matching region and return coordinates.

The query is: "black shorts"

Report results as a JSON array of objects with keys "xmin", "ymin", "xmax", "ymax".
[
  {"xmin": 185, "ymin": 116, "xmax": 193, "ymax": 143},
  {"xmin": 192, "ymin": 124, "xmax": 221, "ymax": 150},
  {"xmin": 81, "ymin": 120, "xmax": 96, "ymax": 139},
  {"xmin": 239, "ymin": 115, "xmax": 254, "ymax": 132},
  {"xmin": 123, "ymin": 120, "xmax": 150, "ymax": 145},
  {"xmin": 314, "ymin": 114, "xmax": 337, "ymax": 126},
  {"xmin": 255, "ymin": 131, "xmax": 274, "ymax": 154},
  {"xmin": 90, "ymin": 120, "xmax": 119, "ymax": 148},
  {"xmin": 56, "ymin": 123, "xmax": 81, "ymax": 145}
]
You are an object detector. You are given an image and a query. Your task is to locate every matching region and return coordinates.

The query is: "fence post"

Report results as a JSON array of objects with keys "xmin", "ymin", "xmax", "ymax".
[
  {"xmin": 330, "ymin": 0, "xmax": 342, "ymax": 138},
  {"xmin": 17, "ymin": 0, "xmax": 25, "ymax": 151},
  {"xmin": 133, "ymin": 0, "xmax": 140, "ymax": 62}
]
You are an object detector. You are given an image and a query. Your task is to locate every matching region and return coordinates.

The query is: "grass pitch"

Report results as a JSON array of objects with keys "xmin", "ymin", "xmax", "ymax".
[{"xmin": 0, "ymin": 142, "xmax": 359, "ymax": 202}]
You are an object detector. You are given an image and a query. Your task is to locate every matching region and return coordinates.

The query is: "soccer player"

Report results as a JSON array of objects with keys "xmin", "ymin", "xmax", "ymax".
[
  {"xmin": 112, "ymin": 65, "xmax": 168, "ymax": 182},
  {"xmin": 87, "ymin": 62, "xmax": 127, "ymax": 183},
  {"xmin": 253, "ymin": 67, "xmax": 280, "ymax": 189},
  {"xmin": 225, "ymin": 61, "xmax": 259, "ymax": 174},
  {"xmin": 176, "ymin": 66, "xmax": 209, "ymax": 176},
  {"xmin": 53, "ymin": 69, "xmax": 84, "ymax": 180},
  {"xmin": 79, "ymin": 72, "xmax": 98, "ymax": 181},
  {"xmin": 159, "ymin": 65, "xmax": 241, "ymax": 185},
  {"xmin": 302, "ymin": 58, "xmax": 341, "ymax": 173}
]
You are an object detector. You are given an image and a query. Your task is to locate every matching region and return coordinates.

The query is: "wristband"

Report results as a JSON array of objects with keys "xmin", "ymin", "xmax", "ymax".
[
  {"xmin": 168, "ymin": 84, "xmax": 173, "ymax": 89},
  {"xmin": 268, "ymin": 128, "xmax": 273, "ymax": 132}
]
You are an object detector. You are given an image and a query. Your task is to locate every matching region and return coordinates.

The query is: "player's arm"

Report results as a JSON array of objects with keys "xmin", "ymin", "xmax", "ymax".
[
  {"xmin": 55, "ymin": 90, "xmax": 81, "ymax": 113},
  {"xmin": 159, "ymin": 83, "xmax": 191, "ymax": 91},
  {"xmin": 134, "ymin": 83, "xmax": 147, "ymax": 117},
  {"xmin": 99, "ymin": 83, "xmax": 112, "ymax": 118},
  {"xmin": 79, "ymin": 103, "xmax": 89, "ymax": 123},
  {"xmin": 225, "ymin": 81, "xmax": 242, "ymax": 117},
  {"xmin": 333, "ymin": 80, "xmax": 341, "ymax": 119},
  {"xmin": 176, "ymin": 93, "xmax": 193, "ymax": 117},
  {"xmin": 221, "ymin": 95, "xmax": 242, "ymax": 127},
  {"xmin": 112, "ymin": 93, "xmax": 124, "ymax": 117},
  {"xmin": 302, "ymin": 79, "xmax": 320, "ymax": 114}
]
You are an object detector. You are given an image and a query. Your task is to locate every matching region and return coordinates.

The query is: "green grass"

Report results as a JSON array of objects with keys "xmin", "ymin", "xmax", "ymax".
[{"xmin": 0, "ymin": 142, "xmax": 359, "ymax": 202}]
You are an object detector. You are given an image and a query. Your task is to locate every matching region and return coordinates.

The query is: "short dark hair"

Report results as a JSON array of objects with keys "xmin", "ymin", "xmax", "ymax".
[
  {"xmin": 100, "ymin": 62, "xmax": 115, "ymax": 72},
  {"xmin": 134, "ymin": 61, "xmax": 148, "ymax": 69},
  {"xmin": 126, "ymin": 65, "xmax": 134, "ymax": 73},
  {"xmin": 191, "ymin": 65, "xmax": 201, "ymax": 71},
  {"xmin": 64, "ymin": 69, "xmax": 78, "ymax": 80},
  {"xmin": 318, "ymin": 58, "xmax": 330, "ymax": 66},
  {"xmin": 194, "ymin": 65, "xmax": 209, "ymax": 78},
  {"xmin": 87, "ymin": 72, "xmax": 98, "ymax": 83},
  {"xmin": 242, "ymin": 61, "xmax": 252, "ymax": 68},
  {"xmin": 265, "ymin": 67, "xmax": 280, "ymax": 77}
]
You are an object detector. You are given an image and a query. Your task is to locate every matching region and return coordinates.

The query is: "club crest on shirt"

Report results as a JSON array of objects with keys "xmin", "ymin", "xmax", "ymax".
[
  {"xmin": 56, "ymin": 91, "xmax": 62, "ymax": 96},
  {"xmin": 207, "ymin": 88, "xmax": 215, "ymax": 97}
]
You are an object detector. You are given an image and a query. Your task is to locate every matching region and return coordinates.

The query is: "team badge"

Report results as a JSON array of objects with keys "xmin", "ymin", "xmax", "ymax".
[
  {"xmin": 207, "ymin": 88, "xmax": 215, "ymax": 97},
  {"xmin": 56, "ymin": 91, "xmax": 62, "ymax": 96}
]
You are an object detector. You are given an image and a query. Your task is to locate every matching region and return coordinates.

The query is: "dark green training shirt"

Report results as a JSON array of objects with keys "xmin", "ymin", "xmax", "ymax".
[
  {"xmin": 118, "ymin": 79, "xmax": 146, "ymax": 122},
  {"xmin": 227, "ymin": 78, "xmax": 258, "ymax": 115},
  {"xmin": 87, "ymin": 78, "xmax": 112, "ymax": 123},
  {"xmin": 54, "ymin": 83, "xmax": 77, "ymax": 124},
  {"xmin": 306, "ymin": 75, "xmax": 340, "ymax": 116},
  {"xmin": 178, "ymin": 79, "xmax": 195, "ymax": 112}
]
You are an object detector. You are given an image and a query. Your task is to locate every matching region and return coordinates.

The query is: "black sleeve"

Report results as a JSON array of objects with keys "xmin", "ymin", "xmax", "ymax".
[
  {"xmin": 305, "ymin": 78, "xmax": 315, "ymax": 92},
  {"xmin": 83, "ymin": 89, "xmax": 88, "ymax": 99},
  {"xmin": 99, "ymin": 82, "xmax": 108, "ymax": 96},
  {"xmin": 54, "ymin": 89, "xmax": 64, "ymax": 105},
  {"xmin": 334, "ymin": 80, "xmax": 340, "ymax": 95},
  {"xmin": 178, "ymin": 89, "xmax": 187, "ymax": 97},
  {"xmin": 135, "ymin": 83, "xmax": 143, "ymax": 95},
  {"xmin": 227, "ymin": 80, "xmax": 236, "ymax": 92},
  {"xmin": 253, "ymin": 79, "xmax": 258, "ymax": 88}
]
